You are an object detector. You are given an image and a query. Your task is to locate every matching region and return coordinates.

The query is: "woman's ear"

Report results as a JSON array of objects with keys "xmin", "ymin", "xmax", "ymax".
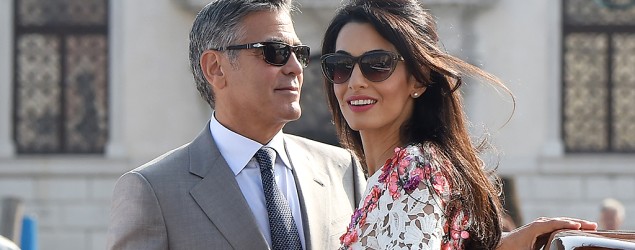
[
  {"xmin": 200, "ymin": 50, "xmax": 227, "ymax": 89},
  {"xmin": 409, "ymin": 75, "xmax": 427, "ymax": 98}
]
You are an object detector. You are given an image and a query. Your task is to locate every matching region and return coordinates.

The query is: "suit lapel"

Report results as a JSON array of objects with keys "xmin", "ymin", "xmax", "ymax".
[
  {"xmin": 284, "ymin": 137, "xmax": 330, "ymax": 250},
  {"xmin": 188, "ymin": 124, "xmax": 269, "ymax": 250}
]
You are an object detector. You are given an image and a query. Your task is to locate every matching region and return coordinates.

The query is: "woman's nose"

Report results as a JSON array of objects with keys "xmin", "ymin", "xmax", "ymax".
[{"xmin": 347, "ymin": 65, "xmax": 368, "ymax": 90}]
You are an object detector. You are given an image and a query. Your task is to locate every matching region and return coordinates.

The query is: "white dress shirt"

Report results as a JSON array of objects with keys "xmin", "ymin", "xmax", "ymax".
[{"xmin": 209, "ymin": 113, "xmax": 306, "ymax": 249}]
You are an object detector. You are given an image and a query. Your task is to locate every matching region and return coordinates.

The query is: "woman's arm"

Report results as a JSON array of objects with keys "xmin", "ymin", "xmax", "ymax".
[{"xmin": 497, "ymin": 217, "xmax": 597, "ymax": 250}]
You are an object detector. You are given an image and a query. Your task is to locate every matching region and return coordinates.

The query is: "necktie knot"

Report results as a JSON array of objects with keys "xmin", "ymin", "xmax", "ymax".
[{"xmin": 256, "ymin": 147, "xmax": 276, "ymax": 171}]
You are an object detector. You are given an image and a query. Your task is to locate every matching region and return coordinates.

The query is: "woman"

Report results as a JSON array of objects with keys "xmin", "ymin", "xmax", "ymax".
[{"xmin": 320, "ymin": 0, "xmax": 596, "ymax": 249}]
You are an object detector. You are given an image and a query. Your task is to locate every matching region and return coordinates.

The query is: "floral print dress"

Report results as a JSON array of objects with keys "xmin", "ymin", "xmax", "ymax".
[{"xmin": 340, "ymin": 142, "xmax": 471, "ymax": 250}]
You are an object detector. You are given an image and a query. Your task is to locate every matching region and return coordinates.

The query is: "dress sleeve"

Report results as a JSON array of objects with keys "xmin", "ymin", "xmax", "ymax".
[{"xmin": 343, "ymin": 143, "xmax": 459, "ymax": 250}]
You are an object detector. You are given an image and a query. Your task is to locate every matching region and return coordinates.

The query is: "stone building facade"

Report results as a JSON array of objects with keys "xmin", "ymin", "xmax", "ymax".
[{"xmin": 0, "ymin": 0, "xmax": 633, "ymax": 249}]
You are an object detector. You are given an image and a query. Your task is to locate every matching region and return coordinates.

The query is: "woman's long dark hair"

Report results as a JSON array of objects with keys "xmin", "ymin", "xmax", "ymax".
[{"xmin": 321, "ymin": 0, "xmax": 512, "ymax": 248}]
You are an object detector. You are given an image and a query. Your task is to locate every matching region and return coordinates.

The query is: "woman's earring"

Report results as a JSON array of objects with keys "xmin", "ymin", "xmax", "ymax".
[{"xmin": 411, "ymin": 92, "xmax": 420, "ymax": 98}]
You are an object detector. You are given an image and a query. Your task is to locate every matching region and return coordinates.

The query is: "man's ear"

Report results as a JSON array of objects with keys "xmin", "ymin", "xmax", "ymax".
[{"xmin": 200, "ymin": 50, "xmax": 226, "ymax": 89}]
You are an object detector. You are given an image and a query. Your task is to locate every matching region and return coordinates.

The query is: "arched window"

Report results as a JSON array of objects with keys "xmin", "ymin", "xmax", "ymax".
[
  {"xmin": 13, "ymin": 0, "xmax": 109, "ymax": 154},
  {"xmin": 562, "ymin": 0, "xmax": 635, "ymax": 153}
]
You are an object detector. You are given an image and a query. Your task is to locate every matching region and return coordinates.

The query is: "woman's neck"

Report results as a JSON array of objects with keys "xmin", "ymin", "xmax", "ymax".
[{"xmin": 360, "ymin": 129, "xmax": 402, "ymax": 175}]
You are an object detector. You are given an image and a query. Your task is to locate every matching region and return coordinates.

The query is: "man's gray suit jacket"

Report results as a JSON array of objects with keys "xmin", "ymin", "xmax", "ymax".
[{"xmin": 107, "ymin": 123, "xmax": 366, "ymax": 249}]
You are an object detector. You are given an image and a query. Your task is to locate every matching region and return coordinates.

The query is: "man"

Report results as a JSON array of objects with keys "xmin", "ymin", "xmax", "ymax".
[{"xmin": 107, "ymin": 0, "xmax": 365, "ymax": 249}]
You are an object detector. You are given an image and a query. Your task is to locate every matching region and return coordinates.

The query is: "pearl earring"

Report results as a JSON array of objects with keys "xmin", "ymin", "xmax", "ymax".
[{"xmin": 412, "ymin": 92, "xmax": 419, "ymax": 98}]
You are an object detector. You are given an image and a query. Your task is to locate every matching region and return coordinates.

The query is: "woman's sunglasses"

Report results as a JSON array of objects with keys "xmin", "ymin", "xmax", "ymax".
[
  {"xmin": 320, "ymin": 50, "xmax": 404, "ymax": 84},
  {"xmin": 213, "ymin": 41, "xmax": 310, "ymax": 68}
]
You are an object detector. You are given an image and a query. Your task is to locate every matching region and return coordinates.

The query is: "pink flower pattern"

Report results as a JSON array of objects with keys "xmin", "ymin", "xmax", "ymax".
[{"xmin": 339, "ymin": 143, "xmax": 471, "ymax": 250}]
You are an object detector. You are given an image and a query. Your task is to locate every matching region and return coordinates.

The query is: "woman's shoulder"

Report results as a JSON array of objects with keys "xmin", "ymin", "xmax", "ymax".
[
  {"xmin": 376, "ymin": 141, "xmax": 453, "ymax": 199},
  {"xmin": 401, "ymin": 141, "xmax": 453, "ymax": 170},
  {"xmin": 381, "ymin": 142, "xmax": 452, "ymax": 173}
]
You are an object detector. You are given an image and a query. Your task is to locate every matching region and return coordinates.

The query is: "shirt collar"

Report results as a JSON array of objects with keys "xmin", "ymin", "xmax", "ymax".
[{"xmin": 209, "ymin": 112, "xmax": 292, "ymax": 176}]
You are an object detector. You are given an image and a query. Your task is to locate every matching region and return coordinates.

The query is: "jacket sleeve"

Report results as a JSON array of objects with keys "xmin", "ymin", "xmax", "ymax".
[
  {"xmin": 350, "ymin": 153, "xmax": 367, "ymax": 207},
  {"xmin": 107, "ymin": 172, "xmax": 169, "ymax": 250}
]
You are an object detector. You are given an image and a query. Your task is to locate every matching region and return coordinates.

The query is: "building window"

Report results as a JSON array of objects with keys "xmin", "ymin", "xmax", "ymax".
[
  {"xmin": 562, "ymin": 0, "xmax": 635, "ymax": 153},
  {"xmin": 13, "ymin": 0, "xmax": 109, "ymax": 154}
]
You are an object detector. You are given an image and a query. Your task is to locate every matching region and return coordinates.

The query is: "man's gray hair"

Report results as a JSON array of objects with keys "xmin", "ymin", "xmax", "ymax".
[{"xmin": 189, "ymin": 0, "xmax": 294, "ymax": 108}]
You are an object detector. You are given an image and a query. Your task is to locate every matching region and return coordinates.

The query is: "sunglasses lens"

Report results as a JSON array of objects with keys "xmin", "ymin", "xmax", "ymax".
[
  {"xmin": 263, "ymin": 43, "xmax": 310, "ymax": 67},
  {"xmin": 322, "ymin": 55, "xmax": 354, "ymax": 84},
  {"xmin": 263, "ymin": 43, "xmax": 290, "ymax": 66},
  {"xmin": 360, "ymin": 52, "xmax": 397, "ymax": 82},
  {"xmin": 293, "ymin": 46, "xmax": 310, "ymax": 68}
]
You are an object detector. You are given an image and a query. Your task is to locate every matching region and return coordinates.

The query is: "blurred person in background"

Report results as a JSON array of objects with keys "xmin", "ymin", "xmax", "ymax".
[{"xmin": 599, "ymin": 198, "xmax": 625, "ymax": 230}]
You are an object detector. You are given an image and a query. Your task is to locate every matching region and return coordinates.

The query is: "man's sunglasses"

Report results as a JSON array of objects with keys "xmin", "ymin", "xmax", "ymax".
[
  {"xmin": 213, "ymin": 41, "xmax": 310, "ymax": 68},
  {"xmin": 320, "ymin": 51, "xmax": 404, "ymax": 84}
]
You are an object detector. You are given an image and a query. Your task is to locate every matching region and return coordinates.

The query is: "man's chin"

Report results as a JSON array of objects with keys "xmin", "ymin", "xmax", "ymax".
[
  {"xmin": 286, "ymin": 105, "xmax": 301, "ymax": 121},
  {"xmin": 288, "ymin": 111, "xmax": 301, "ymax": 122}
]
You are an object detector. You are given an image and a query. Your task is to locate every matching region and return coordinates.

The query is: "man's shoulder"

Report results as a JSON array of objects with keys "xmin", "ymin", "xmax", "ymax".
[
  {"xmin": 131, "ymin": 142, "xmax": 192, "ymax": 175},
  {"xmin": 284, "ymin": 134, "xmax": 348, "ymax": 154},
  {"xmin": 283, "ymin": 134, "xmax": 360, "ymax": 167}
]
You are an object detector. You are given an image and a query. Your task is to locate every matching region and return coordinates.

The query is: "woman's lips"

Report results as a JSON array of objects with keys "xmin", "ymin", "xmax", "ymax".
[{"xmin": 346, "ymin": 96, "xmax": 377, "ymax": 112}]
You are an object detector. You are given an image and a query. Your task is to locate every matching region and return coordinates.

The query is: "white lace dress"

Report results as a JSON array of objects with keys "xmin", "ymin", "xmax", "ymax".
[{"xmin": 339, "ymin": 143, "xmax": 471, "ymax": 250}]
